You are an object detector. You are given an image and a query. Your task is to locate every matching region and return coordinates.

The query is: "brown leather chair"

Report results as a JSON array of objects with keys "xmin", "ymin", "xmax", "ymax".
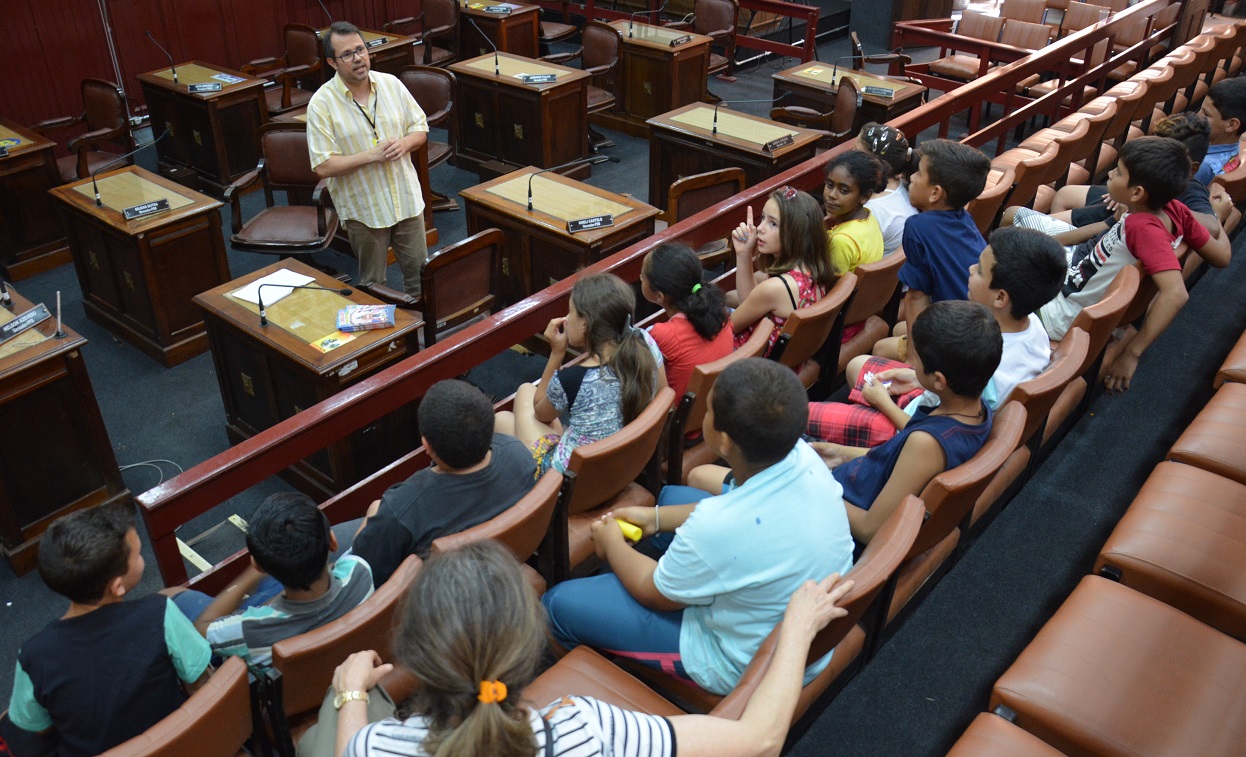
[
  {"xmin": 242, "ymin": 24, "xmax": 322, "ymax": 116},
  {"xmin": 947, "ymin": 713, "xmax": 1067, "ymax": 757},
  {"xmin": 30, "ymin": 78, "xmax": 134, "ymax": 183},
  {"xmin": 770, "ymin": 76, "xmax": 859, "ymax": 151},
  {"xmin": 1214, "ymin": 329, "xmax": 1246, "ymax": 388},
  {"xmin": 533, "ymin": 495, "xmax": 925, "ymax": 720},
  {"xmin": 994, "ymin": 19, "xmax": 1054, "ymax": 57},
  {"xmin": 397, "ymin": 65, "xmax": 458, "ymax": 212},
  {"xmin": 224, "ymin": 123, "xmax": 339, "ymax": 267},
  {"xmin": 992, "ymin": 139, "xmax": 1061, "ymax": 211},
  {"xmin": 430, "ymin": 469, "xmax": 566, "ymax": 594},
  {"xmin": 967, "ymin": 167, "xmax": 1016, "ymax": 236},
  {"xmin": 665, "ymin": 319, "xmax": 775, "ymax": 486},
  {"xmin": 267, "ymin": 555, "xmax": 423, "ymax": 755},
  {"xmin": 359, "ymin": 227, "xmax": 502, "ymax": 347},
  {"xmin": 991, "ymin": 575, "xmax": 1246, "ymax": 757},
  {"xmin": 1096, "ymin": 461, "xmax": 1246, "ymax": 641},
  {"xmin": 666, "ymin": 0, "xmax": 739, "ymax": 79},
  {"xmin": 1001, "ymin": 0, "xmax": 1048, "ymax": 25},
  {"xmin": 385, "ymin": 0, "xmax": 459, "ymax": 67},
  {"xmin": 1017, "ymin": 99, "xmax": 1118, "ymax": 188},
  {"xmin": 850, "ymin": 31, "xmax": 914, "ymax": 78},
  {"xmin": 556, "ymin": 386, "xmax": 677, "ymax": 581},
  {"xmin": 663, "ymin": 167, "xmax": 746, "ymax": 265},
  {"xmin": 837, "ymin": 252, "xmax": 905, "ymax": 376},
  {"xmin": 97, "ymin": 657, "xmax": 257, "ymax": 757},
  {"xmin": 582, "ymin": 20, "xmax": 621, "ymax": 150},
  {"xmin": 769, "ymin": 271, "xmax": 857, "ymax": 390},
  {"xmin": 538, "ymin": 1, "xmax": 581, "ymax": 64},
  {"xmin": 1060, "ymin": 1, "xmax": 1111, "ymax": 37},
  {"xmin": 1167, "ymin": 382, "xmax": 1246, "ymax": 487},
  {"xmin": 928, "ymin": 11, "xmax": 1006, "ymax": 81}
]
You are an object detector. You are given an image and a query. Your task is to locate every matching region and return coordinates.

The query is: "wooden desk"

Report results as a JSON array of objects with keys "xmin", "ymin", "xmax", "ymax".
[
  {"xmin": 598, "ymin": 21, "xmax": 712, "ymax": 136},
  {"xmin": 449, "ymin": 53, "xmax": 590, "ymax": 177},
  {"xmin": 0, "ymin": 286, "xmax": 129, "ymax": 575},
  {"xmin": 771, "ymin": 65, "xmax": 928, "ymax": 129},
  {"xmin": 194, "ymin": 259, "xmax": 422, "ymax": 498},
  {"xmin": 462, "ymin": 166, "xmax": 659, "ymax": 303},
  {"xmin": 460, "ymin": 1, "xmax": 541, "ymax": 59},
  {"xmin": 317, "ymin": 28, "xmax": 417, "ymax": 81},
  {"xmin": 0, "ymin": 119, "xmax": 70, "ymax": 280},
  {"xmin": 138, "ymin": 62, "xmax": 268, "ymax": 196},
  {"xmin": 48, "ymin": 166, "xmax": 231, "ymax": 367},
  {"xmin": 646, "ymin": 103, "xmax": 822, "ymax": 212}
]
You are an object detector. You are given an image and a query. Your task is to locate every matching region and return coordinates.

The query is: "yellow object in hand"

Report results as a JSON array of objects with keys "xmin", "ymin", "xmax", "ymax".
[{"xmin": 617, "ymin": 519, "xmax": 643, "ymax": 542}]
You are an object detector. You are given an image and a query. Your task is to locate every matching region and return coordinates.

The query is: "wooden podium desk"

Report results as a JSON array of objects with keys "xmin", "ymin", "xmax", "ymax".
[
  {"xmin": 0, "ymin": 286, "xmax": 129, "ymax": 575},
  {"xmin": 599, "ymin": 21, "xmax": 711, "ymax": 136},
  {"xmin": 317, "ymin": 28, "xmax": 417, "ymax": 81},
  {"xmin": 49, "ymin": 166, "xmax": 231, "ymax": 367},
  {"xmin": 194, "ymin": 259, "xmax": 422, "ymax": 498},
  {"xmin": 460, "ymin": 1, "xmax": 541, "ymax": 59},
  {"xmin": 462, "ymin": 166, "xmax": 659, "ymax": 303},
  {"xmin": 138, "ymin": 62, "xmax": 268, "ymax": 196},
  {"xmin": 771, "ymin": 65, "xmax": 927, "ymax": 129},
  {"xmin": 0, "ymin": 119, "xmax": 69, "ymax": 280},
  {"xmin": 449, "ymin": 53, "xmax": 589, "ymax": 177},
  {"xmin": 647, "ymin": 103, "xmax": 822, "ymax": 212}
]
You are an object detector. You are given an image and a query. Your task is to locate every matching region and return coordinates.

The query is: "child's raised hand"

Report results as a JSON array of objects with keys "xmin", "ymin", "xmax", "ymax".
[
  {"xmin": 544, "ymin": 316, "xmax": 569, "ymax": 353},
  {"xmin": 732, "ymin": 205, "xmax": 758, "ymax": 257}
]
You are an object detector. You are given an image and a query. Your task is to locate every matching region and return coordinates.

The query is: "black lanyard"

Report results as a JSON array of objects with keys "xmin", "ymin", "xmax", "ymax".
[{"xmin": 352, "ymin": 90, "xmax": 379, "ymax": 145}]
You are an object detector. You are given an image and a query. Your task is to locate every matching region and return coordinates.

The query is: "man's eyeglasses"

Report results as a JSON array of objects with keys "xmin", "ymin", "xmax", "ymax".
[{"xmin": 334, "ymin": 46, "xmax": 369, "ymax": 62}]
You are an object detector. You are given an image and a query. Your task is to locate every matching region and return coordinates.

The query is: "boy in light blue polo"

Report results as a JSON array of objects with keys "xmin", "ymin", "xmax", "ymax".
[{"xmin": 542, "ymin": 358, "xmax": 854, "ymax": 695}]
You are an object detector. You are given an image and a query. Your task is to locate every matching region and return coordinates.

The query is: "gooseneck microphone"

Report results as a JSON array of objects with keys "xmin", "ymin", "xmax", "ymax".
[
  {"xmin": 711, "ymin": 92, "xmax": 790, "ymax": 135},
  {"xmin": 257, "ymin": 283, "xmax": 352, "ymax": 326},
  {"xmin": 0, "ymin": 279, "xmax": 12, "ymax": 310},
  {"xmin": 527, "ymin": 155, "xmax": 620, "ymax": 211},
  {"xmin": 628, "ymin": 1, "xmax": 669, "ymax": 37},
  {"xmin": 467, "ymin": 18, "xmax": 500, "ymax": 76},
  {"xmin": 145, "ymin": 31, "xmax": 178, "ymax": 84},
  {"xmin": 91, "ymin": 131, "xmax": 170, "ymax": 207},
  {"xmin": 317, "ymin": 0, "xmax": 334, "ymax": 23}
]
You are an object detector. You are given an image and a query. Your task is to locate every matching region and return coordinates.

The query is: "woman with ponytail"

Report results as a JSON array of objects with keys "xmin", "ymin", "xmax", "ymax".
[
  {"xmin": 640, "ymin": 243, "xmax": 733, "ymax": 399},
  {"xmin": 495, "ymin": 273, "xmax": 664, "ymax": 476},
  {"xmin": 330, "ymin": 541, "xmax": 853, "ymax": 757}
]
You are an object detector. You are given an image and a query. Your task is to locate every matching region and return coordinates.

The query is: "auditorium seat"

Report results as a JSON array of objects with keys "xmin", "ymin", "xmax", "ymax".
[
  {"xmin": 30, "ymin": 78, "xmax": 134, "ymax": 183},
  {"xmin": 928, "ymin": 11, "xmax": 1005, "ymax": 81},
  {"xmin": 1096, "ymin": 461, "xmax": 1246, "ymax": 641},
  {"xmin": 967, "ymin": 167, "xmax": 1016, "ymax": 235},
  {"xmin": 947, "ymin": 713, "xmax": 1067, "ymax": 757},
  {"xmin": 991, "ymin": 140, "xmax": 1060, "ymax": 210},
  {"xmin": 769, "ymin": 271, "xmax": 856, "ymax": 390},
  {"xmin": 1167, "ymin": 382, "xmax": 1246, "ymax": 486},
  {"xmin": 991, "ymin": 575, "xmax": 1246, "ymax": 757},
  {"xmin": 836, "ymin": 251, "xmax": 904, "ymax": 376},
  {"xmin": 1214, "ymin": 330, "xmax": 1246, "ymax": 388}
]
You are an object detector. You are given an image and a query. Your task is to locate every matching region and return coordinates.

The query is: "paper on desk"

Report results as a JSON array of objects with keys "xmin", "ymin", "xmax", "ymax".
[{"xmin": 230, "ymin": 268, "xmax": 315, "ymax": 305}]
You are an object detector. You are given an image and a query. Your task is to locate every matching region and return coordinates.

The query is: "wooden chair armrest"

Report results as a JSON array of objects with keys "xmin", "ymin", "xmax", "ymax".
[
  {"xmin": 706, "ymin": 28, "xmax": 732, "ymax": 42},
  {"xmin": 313, "ymin": 179, "xmax": 331, "ymax": 207},
  {"xmin": 30, "ymin": 114, "xmax": 83, "ymax": 134},
  {"xmin": 67, "ymin": 127, "xmax": 120, "ymax": 153},
  {"xmin": 383, "ymin": 16, "xmax": 420, "ymax": 34},
  {"xmin": 584, "ymin": 63, "xmax": 613, "ymax": 76},
  {"xmin": 357, "ymin": 282, "xmax": 423, "ymax": 309},
  {"xmin": 275, "ymin": 63, "xmax": 312, "ymax": 81},
  {"xmin": 664, "ymin": 19, "xmax": 693, "ymax": 30},
  {"xmin": 224, "ymin": 166, "xmax": 263, "ymax": 235},
  {"xmin": 541, "ymin": 49, "xmax": 583, "ymax": 65},
  {"xmin": 423, "ymin": 22, "xmax": 453, "ymax": 40},
  {"xmin": 242, "ymin": 55, "xmax": 284, "ymax": 78}
]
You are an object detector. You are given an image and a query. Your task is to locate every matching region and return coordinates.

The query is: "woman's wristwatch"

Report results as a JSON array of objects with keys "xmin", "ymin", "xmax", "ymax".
[{"xmin": 334, "ymin": 689, "xmax": 370, "ymax": 710}]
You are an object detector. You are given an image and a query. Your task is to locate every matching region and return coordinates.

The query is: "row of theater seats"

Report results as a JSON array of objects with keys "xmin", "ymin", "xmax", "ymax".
[{"xmin": 946, "ymin": 328, "xmax": 1246, "ymax": 757}]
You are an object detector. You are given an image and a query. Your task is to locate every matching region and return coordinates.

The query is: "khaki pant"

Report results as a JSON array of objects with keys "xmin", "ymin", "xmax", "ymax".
[{"xmin": 343, "ymin": 215, "xmax": 428, "ymax": 297}]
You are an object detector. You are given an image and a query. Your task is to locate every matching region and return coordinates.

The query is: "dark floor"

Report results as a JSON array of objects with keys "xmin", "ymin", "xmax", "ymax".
[{"xmin": 4, "ymin": 28, "xmax": 1239, "ymax": 757}]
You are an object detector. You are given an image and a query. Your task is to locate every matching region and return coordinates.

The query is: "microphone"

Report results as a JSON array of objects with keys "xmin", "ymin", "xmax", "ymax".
[
  {"xmin": 467, "ymin": 18, "xmax": 499, "ymax": 76},
  {"xmin": 317, "ymin": 0, "xmax": 334, "ymax": 22},
  {"xmin": 0, "ymin": 279, "xmax": 11, "ymax": 310},
  {"xmin": 145, "ymin": 31, "xmax": 178, "ymax": 84},
  {"xmin": 527, "ymin": 155, "xmax": 620, "ymax": 211},
  {"xmin": 712, "ymin": 92, "xmax": 790, "ymax": 135},
  {"xmin": 91, "ymin": 131, "xmax": 170, "ymax": 207},
  {"xmin": 257, "ymin": 283, "xmax": 352, "ymax": 326},
  {"xmin": 628, "ymin": 1, "xmax": 669, "ymax": 37}
]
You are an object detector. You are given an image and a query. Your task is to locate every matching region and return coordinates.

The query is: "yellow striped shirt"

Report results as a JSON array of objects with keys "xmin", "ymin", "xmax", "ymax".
[{"xmin": 307, "ymin": 71, "xmax": 428, "ymax": 228}]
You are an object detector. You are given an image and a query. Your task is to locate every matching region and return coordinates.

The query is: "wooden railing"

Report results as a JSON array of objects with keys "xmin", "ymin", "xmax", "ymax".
[{"xmin": 138, "ymin": 0, "xmax": 1192, "ymax": 591}]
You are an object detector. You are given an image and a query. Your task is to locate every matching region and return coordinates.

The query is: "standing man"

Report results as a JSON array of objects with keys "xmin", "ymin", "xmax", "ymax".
[{"xmin": 307, "ymin": 21, "xmax": 428, "ymax": 296}]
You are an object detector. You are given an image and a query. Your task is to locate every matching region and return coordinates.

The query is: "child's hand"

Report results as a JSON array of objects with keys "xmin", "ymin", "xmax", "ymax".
[
  {"xmin": 810, "ymin": 441, "xmax": 850, "ymax": 469},
  {"xmin": 544, "ymin": 317, "xmax": 568, "ymax": 353},
  {"xmin": 332, "ymin": 650, "xmax": 393, "ymax": 695},
  {"xmin": 589, "ymin": 514, "xmax": 627, "ymax": 559},
  {"xmin": 612, "ymin": 506, "xmax": 658, "ymax": 538},
  {"xmin": 1103, "ymin": 352, "xmax": 1138, "ymax": 394},
  {"xmin": 732, "ymin": 205, "xmax": 758, "ymax": 258},
  {"xmin": 861, "ymin": 374, "xmax": 895, "ymax": 408},
  {"xmin": 875, "ymin": 367, "xmax": 920, "ymax": 394}
]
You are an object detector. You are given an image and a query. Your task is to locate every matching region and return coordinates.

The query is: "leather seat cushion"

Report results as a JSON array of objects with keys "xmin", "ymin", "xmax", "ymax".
[
  {"xmin": 1096, "ymin": 461, "xmax": 1246, "ymax": 641},
  {"xmin": 930, "ymin": 54, "xmax": 983, "ymax": 80},
  {"xmin": 566, "ymin": 483, "xmax": 655, "ymax": 568},
  {"xmin": 264, "ymin": 87, "xmax": 314, "ymax": 114},
  {"xmin": 1215, "ymin": 330, "xmax": 1246, "ymax": 387},
  {"xmin": 56, "ymin": 151, "xmax": 124, "ymax": 184},
  {"xmin": 234, "ymin": 207, "xmax": 337, "ymax": 248},
  {"xmin": 991, "ymin": 575, "xmax": 1246, "ymax": 757},
  {"xmin": 947, "ymin": 713, "xmax": 1066, "ymax": 757},
  {"xmin": 1168, "ymin": 382, "xmax": 1246, "ymax": 485},
  {"xmin": 540, "ymin": 21, "xmax": 577, "ymax": 41},
  {"xmin": 427, "ymin": 140, "xmax": 451, "ymax": 167},
  {"xmin": 587, "ymin": 85, "xmax": 615, "ymax": 111},
  {"xmin": 524, "ymin": 646, "xmax": 685, "ymax": 715}
]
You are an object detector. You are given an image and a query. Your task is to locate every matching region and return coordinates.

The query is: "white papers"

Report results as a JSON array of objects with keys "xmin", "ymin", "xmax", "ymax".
[{"xmin": 230, "ymin": 268, "xmax": 315, "ymax": 305}]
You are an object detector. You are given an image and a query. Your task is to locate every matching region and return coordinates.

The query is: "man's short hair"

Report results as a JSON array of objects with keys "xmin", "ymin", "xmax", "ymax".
[
  {"xmin": 418, "ymin": 379, "xmax": 495, "ymax": 470},
  {"xmin": 912, "ymin": 301, "xmax": 1003, "ymax": 398},
  {"xmin": 709, "ymin": 358, "xmax": 808, "ymax": 468},
  {"xmin": 246, "ymin": 493, "xmax": 331, "ymax": 591},
  {"xmin": 323, "ymin": 20, "xmax": 364, "ymax": 58},
  {"xmin": 1119, "ymin": 136, "xmax": 1192, "ymax": 208},
  {"xmin": 987, "ymin": 226, "xmax": 1068, "ymax": 320},
  {"xmin": 38, "ymin": 503, "xmax": 135, "ymax": 605},
  {"xmin": 1153, "ymin": 111, "xmax": 1212, "ymax": 167},
  {"xmin": 1209, "ymin": 75, "xmax": 1246, "ymax": 135},
  {"xmin": 916, "ymin": 139, "xmax": 992, "ymax": 209}
]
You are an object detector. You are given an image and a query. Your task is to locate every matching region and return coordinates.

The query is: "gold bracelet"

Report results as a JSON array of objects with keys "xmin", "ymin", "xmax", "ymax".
[{"xmin": 334, "ymin": 689, "xmax": 370, "ymax": 710}]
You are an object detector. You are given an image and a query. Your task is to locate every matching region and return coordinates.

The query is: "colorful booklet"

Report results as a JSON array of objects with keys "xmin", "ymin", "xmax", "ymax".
[{"xmin": 336, "ymin": 304, "xmax": 397, "ymax": 332}]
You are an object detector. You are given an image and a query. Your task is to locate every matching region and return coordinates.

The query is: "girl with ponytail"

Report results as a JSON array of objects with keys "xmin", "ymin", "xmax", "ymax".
[
  {"xmin": 494, "ymin": 273, "xmax": 664, "ymax": 476},
  {"xmin": 331, "ymin": 540, "xmax": 854, "ymax": 757},
  {"xmin": 640, "ymin": 243, "xmax": 733, "ymax": 399}
]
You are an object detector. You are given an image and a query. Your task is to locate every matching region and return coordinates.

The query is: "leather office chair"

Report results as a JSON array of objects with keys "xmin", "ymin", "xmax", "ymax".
[
  {"xmin": 242, "ymin": 24, "xmax": 322, "ymax": 116},
  {"xmin": 582, "ymin": 20, "xmax": 621, "ymax": 150},
  {"xmin": 97, "ymin": 657, "xmax": 259, "ymax": 757},
  {"xmin": 666, "ymin": 0, "xmax": 739, "ymax": 80},
  {"xmin": 664, "ymin": 167, "xmax": 746, "ymax": 265},
  {"xmin": 768, "ymin": 271, "xmax": 857, "ymax": 390},
  {"xmin": 30, "ymin": 78, "xmax": 134, "ymax": 183},
  {"xmin": 384, "ymin": 0, "xmax": 459, "ymax": 68},
  {"xmin": 224, "ymin": 123, "xmax": 339, "ymax": 269},
  {"xmin": 538, "ymin": 1, "xmax": 581, "ymax": 63},
  {"xmin": 850, "ymin": 31, "xmax": 914, "ymax": 78},
  {"xmin": 836, "ymin": 252, "xmax": 904, "ymax": 376},
  {"xmin": 967, "ymin": 167, "xmax": 1016, "ymax": 236},
  {"xmin": 928, "ymin": 11, "xmax": 1005, "ymax": 81},
  {"xmin": 769, "ymin": 75, "xmax": 859, "ymax": 151},
  {"xmin": 397, "ymin": 65, "xmax": 458, "ymax": 212}
]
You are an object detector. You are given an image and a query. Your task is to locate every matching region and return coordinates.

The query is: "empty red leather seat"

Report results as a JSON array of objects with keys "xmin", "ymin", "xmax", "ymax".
[
  {"xmin": 1167, "ymin": 382, "xmax": 1246, "ymax": 485},
  {"xmin": 947, "ymin": 713, "xmax": 1066, "ymax": 757},
  {"xmin": 1215, "ymin": 330, "xmax": 1246, "ymax": 388}
]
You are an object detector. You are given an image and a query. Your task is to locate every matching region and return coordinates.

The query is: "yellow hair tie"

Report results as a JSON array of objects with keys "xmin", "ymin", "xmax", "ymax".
[{"xmin": 478, "ymin": 680, "xmax": 508, "ymax": 704}]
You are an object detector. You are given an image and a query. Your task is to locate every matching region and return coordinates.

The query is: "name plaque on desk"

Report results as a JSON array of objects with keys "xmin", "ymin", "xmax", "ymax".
[
  {"xmin": 862, "ymin": 85, "xmax": 896, "ymax": 98},
  {"xmin": 188, "ymin": 83, "xmax": 223, "ymax": 93},
  {"xmin": 567, "ymin": 214, "xmax": 614, "ymax": 232},
  {"xmin": 763, "ymin": 134, "xmax": 795, "ymax": 153},
  {"xmin": 123, "ymin": 198, "xmax": 172, "ymax": 220},
  {"xmin": 0, "ymin": 146, "xmax": 7, "ymax": 157},
  {"xmin": 519, "ymin": 73, "xmax": 558, "ymax": 84},
  {"xmin": 366, "ymin": 37, "xmax": 389, "ymax": 47},
  {"xmin": 669, "ymin": 35, "xmax": 692, "ymax": 47},
  {"xmin": 0, "ymin": 304, "xmax": 50, "ymax": 346},
  {"xmin": 484, "ymin": 5, "xmax": 513, "ymax": 12}
]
